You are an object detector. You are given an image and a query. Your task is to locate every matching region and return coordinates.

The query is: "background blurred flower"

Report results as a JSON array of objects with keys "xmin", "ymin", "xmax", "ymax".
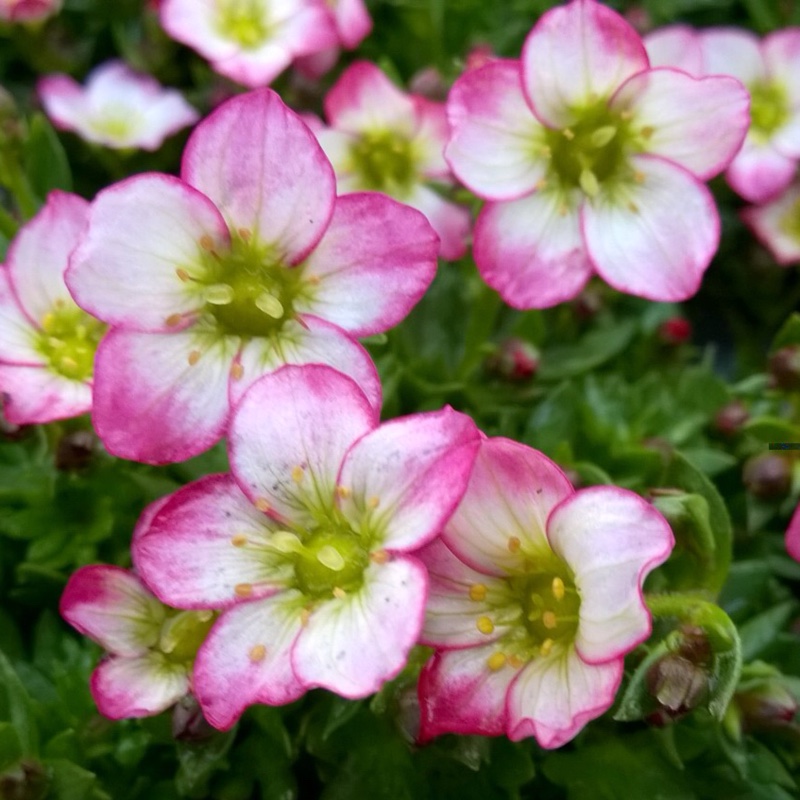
[{"xmin": 0, "ymin": 0, "xmax": 61, "ymax": 23}]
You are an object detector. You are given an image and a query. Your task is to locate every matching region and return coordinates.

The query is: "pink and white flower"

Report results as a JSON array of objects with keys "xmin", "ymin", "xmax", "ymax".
[
  {"xmin": 644, "ymin": 25, "xmax": 704, "ymax": 75},
  {"xmin": 67, "ymin": 88, "xmax": 438, "ymax": 464},
  {"xmin": 741, "ymin": 180, "xmax": 800, "ymax": 264},
  {"xmin": 417, "ymin": 437, "xmax": 674, "ymax": 748},
  {"xmin": 60, "ymin": 563, "xmax": 215, "ymax": 719},
  {"xmin": 0, "ymin": 0, "xmax": 61, "ymax": 23},
  {"xmin": 133, "ymin": 364, "xmax": 480, "ymax": 730},
  {"xmin": 0, "ymin": 191, "xmax": 103, "ymax": 425},
  {"xmin": 38, "ymin": 61, "xmax": 199, "ymax": 151},
  {"xmin": 445, "ymin": 0, "xmax": 749, "ymax": 308},
  {"xmin": 315, "ymin": 61, "xmax": 471, "ymax": 260},
  {"xmin": 159, "ymin": 0, "xmax": 338, "ymax": 88}
]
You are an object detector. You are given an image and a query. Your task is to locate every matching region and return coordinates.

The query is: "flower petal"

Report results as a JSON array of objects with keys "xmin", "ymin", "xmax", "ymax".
[
  {"xmin": 334, "ymin": 0, "xmax": 372, "ymax": 48},
  {"xmin": 296, "ymin": 192, "xmax": 438, "ymax": 336},
  {"xmin": 764, "ymin": 29, "xmax": 800, "ymax": 112},
  {"xmin": 786, "ymin": 503, "xmax": 800, "ymax": 563},
  {"xmin": 413, "ymin": 97, "xmax": 451, "ymax": 179},
  {"xmin": 726, "ymin": 140, "xmax": 797, "ymax": 203},
  {"xmin": 741, "ymin": 183, "xmax": 800, "ymax": 265},
  {"xmin": 67, "ymin": 173, "xmax": 228, "ymax": 331},
  {"xmin": 181, "ymin": 89, "xmax": 335, "ymax": 264},
  {"xmin": 60, "ymin": 565, "xmax": 164, "ymax": 656},
  {"xmin": 229, "ymin": 364, "xmax": 377, "ymax": 526},
  {"xmin": 445, "ymin": 60, "xmax": 547, "ymax": 200},
  {"xmin": 521, "ymin": 0, "xmax": 648, "ymax": 128},
  {"xmin": 193, "ymin": 591, "xmax": 307, "ymax": 729},
  {"xmin": 402, "ymin": 184, "xmax": 471, "ymax": 261},
  {"xmin": 292, "ymin": 558, "xmax": 427, "ymax": 697},
  {"xmin": 699, "ymin": 28, "xmax": 765, "ymax": 85},
  {"xmin": 442, "ymin": 438, "xmax": 574, "ymax": 577},
  {"xmin": 91, "ymin": 653, "xmax": 189, "ymax": 719},
  {"xmin": 0, "ymin": 270, "xmax": 41, "ymax": 366},
  {"xmin": 644, "ymin": 24, "xmax": 703, "ymax": 75},
  {"xmin": 507, "ymin": 644, "xmax": 622, "ymax": 748},
  {"xmin": 583, "ymin": 155, "xmax": 719, "ymax": 301},
  {"xmin": 37, "ymin": 74, "xmax": 85, "ymax": 132},
  {"xmin": 133, "ymin": 474, "xmax": 293, "ymax": 609},
  {"xmin": 0, "ymin": 363, "xmax": 90, "ymax": 424},
  {"xmin": 474, "ymin": 190, "xmax": 592, "ymax": 309},
  {"xmin": 611, "ymin": 68, "xmax": 749, "ymax": 180},
  {"xmin": 337, "ymin": 406, "xmax": 480, "ymax": 552},
  {"xmin": 546, "ymin": 486, "xmax": 674, "ymax": 663},
  {"xmin": 418, "ymin": 643, "xmax": 517, "ymax": 741},
  {"xmin": 91, "ymin": 327, "xmax": 238, "ymax": 464}
]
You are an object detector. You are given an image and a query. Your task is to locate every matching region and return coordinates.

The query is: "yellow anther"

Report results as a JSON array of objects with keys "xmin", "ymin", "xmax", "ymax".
[
  {"xmin": 590, "ymin": 125, "xmax": 617, "ymax": 148},
  {"xmin": 476, "ymin": 616, "xmax": 495, "ymax": 635},
  {"xmin": 508, "ymin": 654, "xmax": 524, "ymax": 669},
  {"xmin": 255, "ymin": 292, "xmax": 284, "ymax": 319},
  {"xmin": 165, "ymin": 313, "xmax": 183, "ymax": 327},
  {"xmin": 620, "ymin": 109, "xmax": 632, "ymax": 120},
  {"xmin": 332, "ymin": 587, "xmax": 347, "ymax": 599},
  {"xmin": 558, "ymin": 204, "xmax": 569, "ymax": 217},
  {"xmin": 539, "ymin": 145, "xmax": 552, "ymax": 158},
  {"xmin": 534, "ymin": 178, "xmax": 549, "ymax": 191},
  {"xmin": 307, "ymin": 275, "xmax": 321, "ymax": 286},
  {"xmin": 255, "ymin": 497, "xmax": 270, "ymax": 512},
  {"xmin": 640, "ymin": 125, "xmax": 654, "ymax": 139},
  {"xmin": 300, "ymin": 608, "xmax": 311, "ymax": 627},
  {"xmin": 370, "ymin": 549, "xmax": 390, "ymax": 564},
  {"xmin": 187, "ymin": 350, "xmax": 201, "ymax": 366},
  {"xmin": 249, "ymin": 644, "xmax": 266, "ymax": 662},
  {"xmin": 551, "ymin": 577, "xmax": 565, "ymax": 601},
  {"xmin": 540, "ymin": 638, "xmax": 554, "ymax": 657},
  {"xmin": 238, "ymin": 227, "xmax": 252, "ymax": 241},
  {"xmin": 41, "ymin": 312, "xmax": 57, "ymax": 333},
  {"xmin": 54, "ymin": 298, "xmax": 65, "ymax": 309},
  {"xmin": 469, "ymin": 583, "xmax": 487, "ymax": 602},
  {"xmin": 317, "ymin": 545, "xmax": 345, "ymax": 572},
  {"xmin": 231, "ymin": 534, "xmax": 248, "ymax": 547},
  {"xmin": 291, "ymin": 465, "xmax": 304, "ymax": 483},
  {"xmin": 175, "ymin": 267, "xmax": 191, "ymax": 282},
  {"xmin": 562, "ymin": 128, "xmax": 575, "ymax": 140},
  {"xmin": 487, "ymin": 652, "xmax": 507, "ymax": 671},
  {"xmin": 336, "ymin": 485, "xmax": 351, "ymax": 499},
  {"xmin": 205, "ymin": 283, "xmax": 235, "ymax": 305},
  {"xmin": 199, "ymin": 235, "xmax": 216, "ymax": 251},
  {"xmin": 507, "ymin": 536, "xmax": 521, "ymax": 554},
  {"xmin": 542, "ymin": 611, "xmax": 558, "ymax": 630},
  {"xmin": 235, "ymin": 582, "xmax": 254, "ymax": 597},
  {"xmin": 231, "ymin": 362, "xmax": 244, "ymax": 380},
  {"xmin": 627, "ymin": 201, "xmax": 639, "ymax": 213},
  {"xmin": 367, "ymin": 496, "xmax": 380, "ymax": 509},
  {"xmin": 634, "ymin": 171, "xmax": 645, "ymax": 184},
  {"xmin": 579, "ymin": 168, "xmax": 600, "ymax": 197},
  {"xmin": 60, "ymin": 356, "xmax": 78, "ymax": 371}
]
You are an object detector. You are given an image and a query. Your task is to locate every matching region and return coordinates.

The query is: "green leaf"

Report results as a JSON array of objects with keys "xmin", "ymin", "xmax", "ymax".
[
  {"xmin": 771, "ymin": 313, "xmax": 800, "ymax": 351},
  {"xmin": 738, "ymin": 601, "xmax": 797, "ymax": 661},
  {"xmin": 22, "ymin": 114, "xmax": 73, "ymax": 199},
  {"xmin": 0, "ymin": 649, "xmax": 39, "ymax": 756},
  {"xmin": 47, "ymin": 758, "xmax": 105, "ymax": 800},
  {"xmin": 0, "ymin": 721, "xmax": 23, "ymax": 772}
]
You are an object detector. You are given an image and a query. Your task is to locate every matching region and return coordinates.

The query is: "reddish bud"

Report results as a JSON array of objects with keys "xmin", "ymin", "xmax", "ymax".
[
  {"xmin": 743, "ymin": 454, "xmax": 792, "ymax": 501},
  {"xmin": 658, "ymin": 317, "xmax": 692, "ymax": 345},
  {"xmin": 714, "ymin": 401, "xmax": 749, "ymax": 437},
  {"xmin": 737, "ymin": 683, "xmax": 797, "ymax": 732},
  {"xmin": 572, "ymin": 286, "xmax": 603, "ymax": 320},
  {"xmin": 55, "ymin": 429, "xmax": 96, "ymax": 471},
  {"xmin": 768, "ymin": 345, "xmax": 800, "ymax": 391},
  {"xmin": 485, "ymin": 338, "xmax": 540, "ymax": 381}
]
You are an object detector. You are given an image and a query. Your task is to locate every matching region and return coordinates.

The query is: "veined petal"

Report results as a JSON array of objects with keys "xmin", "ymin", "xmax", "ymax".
[
  {"xmin": 507, "ymin": 644, "xmax": 622, "ymax": 748},
  {"xmin": 6, "ymin": 191, "xmax": 89, "ymax": 323},
  {"xmin": 67, "ymin": 173, "xmax": 228, "ymax": 332},
  {"xmin": 546, "ymin": 486, "xmax": 674, "ymax": 664},
  {"xmin": 741, "ymin": 183, "xmax": 800, "ymax": 265},
  {"xmin": 644, "ymin": 25, "xmax": 703, "ymax": 75},
  {"xmin": 403, "ymin": 184, "xmax": 471, "ymax": 261},
  {"xmin": 91, "ymin": 653, "xmax": 189, "ymax": 719},
  {"xmin": 699, "ymin": 28, "xmax": 765, "ymax": 85},
  {"xmin": 445, "ymin": 60, "xmax": 548, "ymax": 201},
  {"xmin": 0, "ymin": 270, "xmax": 44, "ymax": 365},
  {"xmin": 0, "ymin": 364, "xmax": 90, "ymax": 425},
  {"xmin": 419, "ymin": 539, "xmax": 516, "ymax": 649},
  {"xmin": 229, "ymin": 364, "xmax": 377, "ymax": 526},
  {"xmin": 786, "ymin": 503, "xmax": 800, "ymax": 563},
  {"xmin": 474, "ymin": 190, "xmax": 592, "ymax": 309},
  {"xmin": 230, "ymin": 316, "xmax": 381, "ymax": 411},
  {"xmin": 583, "ymin": 155, "xmax": 719, "ymax": 302},
  {"xmin": 324, "ymin": 61, "xmax": 417, "ymax": 137},
  {"xmin": 60, "ymin": 565, "xmax": 165, "ymax": 657},
  {"xmin": 181, "ymin": 89, "xmax": 335, "ymax": 264},
  {"xmin": 337, "ymin": 407, "xmax": 480, "ymax": 552},
  {"xmin": 442, "ymin": 438, "xmax": 573, "ymax": 577},
  {"xmin": 521, "ymin": 0, "xmax": 648, "ymax": 128},
  {"xmin": 193, "ymin": 591, "xmax": 307, "ymax": 730},
  {"xmin": 612, "ymin": 69, "xmax": 749, "ymax": 180},
  {"xmin": 297, "ymin": 193, "xmax": 438, "ymax": 336},
  {"xmin": 91, "ymin": 328, "xmax": 238, "ymax": 465},
  {"xmin": 133, "ymin": 474, "xmax": 293, "ymax": 609},
  {"xmin": 726, "ymin": 139, "xmax": 797, "ymax": 203},
  {"xmin": 292, "ymin": 558, "xmax": 427, "ymax": 697},
  {"xmin": 418, "ymin": 644, "xmax": 517, "ymax": 741}
]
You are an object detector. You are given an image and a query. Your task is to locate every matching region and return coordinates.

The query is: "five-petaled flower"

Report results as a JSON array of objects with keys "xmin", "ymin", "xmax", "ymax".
[
  {"xmin": 67, "ymin": 88, "xmax": 438, "ymax": 464},
  {"xmin": 60, "ymin": 560, "xmax": 215, "ymax": 719},
  {"xmin": 417, "ymin": 437, "xmax": 674, "ymax": 748},
  {"xmin": 133, "ymin": 364, "xmax": 480, "ymax": 730},
  {"xmin": 314, "ymin": 61, "xmax": 471, "ymax": 260},
  {"xmin": 445, "ymin": 0, "xmax": 750, "ymax": 308},
  {"xmin": 38, "ymin": 61, "xmax": 199, "ymax": 151},
  {"xmin": 159, "ymin": 0, "xmax": 338, "ymax": 87},
  {"xmin": 0, "ymin": 191, "xmax": 104, "ymax": 424}
]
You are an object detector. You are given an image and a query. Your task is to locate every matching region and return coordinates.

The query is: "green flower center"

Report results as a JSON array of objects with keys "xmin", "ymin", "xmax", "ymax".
[
  {"xmin": 36, "ymin": 300, "xmax": 105, "ymax": 381},
  {"xmin": 349, "ymin": 130, "xmax": 417, "ymax": 195},
  {"xmin": 293, "ymin": 528, "xmax": 370, "ymax": 599},
  {"xmin": 158, "ymin": 610, "xmax": 217, "ymax": 664},
  {"xmin": 218, "ymin": 0, "xmax": 270, "ymax": 48},
  {"xmin": 515, "ymin": 567, "xmax": 580, "ymax": 648},
  {"xmin": 779, "ymin": 194, "xmax": 800, "ymax": 241},
  {"xmin": 749, "ymin": 80, "xmax": 789, "ymax": 141}
]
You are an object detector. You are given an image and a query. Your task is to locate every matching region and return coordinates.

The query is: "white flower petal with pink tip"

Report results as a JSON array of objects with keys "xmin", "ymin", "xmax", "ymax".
[
  {"xmin": 67, "ymin": 173, "xmax": 229, "ymax": 332},
  {"xmin": 413, "ymin": 97, "xmax": 451, "ymax": 178},
  {"xmin": 337, "ymin": 407, "xmax": 480, "ymax": 552},
  {"xmin": 229, "ymin": 364, "xmax": 377, "ymax": 525},
  {"xmin": 547, "ymin": 487, "xmax": 674, "ymax": 664},
  {"xmin": 60, "ymin": 566, "xmax": 164, "ymax": 657},
  {"xmin": 91, "ymin": 653, "xmax": 189, "ymax": 720},
  {"xmin": 193, "ymin": 592, "xmax": 307, "ymax": 729},
  {"xmin": 506, "ymin": 645, "xmax": 622, "ymax": 748},
  {"xmin": 292, "ymin": 558, "xmax": 427, "ymax": 697},
  {"xmin": 446, "ymin": 60, "xmax": 548, "ymax": 201},
  {"xmin": 474, "ymin": 191, "xmax": 592, "ymax": 309},
  {"xmin": 0, "ymin": 364, "xmax": 91, "ymax": 424},
  {"xmin": 134, "ymin": 474, "xmax": 294, "ymax": 609},
  {"xmin": 644, "ymin": 25, "xmax": 703, "ymax": 75},
  {"xmin": 230, "ymin": 315, "xmax": 381, "ymax": 410},
  {"xmin": 402, "ymin": 184, "xmax": 470, "ymax": 261},
  {"xmin": 91, "ymin": 328, "xmax": 238, "ymax": 465},
  {"xmin": 182, "ymin": 89, "xmax": 335, "ymax": 263},
  {"xmin": 583, "ymin": 155, "xmax": 719, "ymax": 302},
  {"xmin": 297, "ymin": 193, "xmax": 438, "ymax": 336},
  {"xmin": 442, "ymin": 438, "xmax": 574, "ymax": 576},
  {"xmin": 699, "ymin": 28, "xmax": 765, "ymax": 85},
  {"xmin": 741, "ymin": 183, "xmax": 800, "ymax": 265},
  {"xmin": 521, "ymin": 0, "xmax": 648, "ymax": 129},
  {"xmin": 726, "ymin": 141, "xmax": 797, "ymax": 204},
  {"xmin": 611, "ymin": 69, "xmax": 749, "ymax": 180}
]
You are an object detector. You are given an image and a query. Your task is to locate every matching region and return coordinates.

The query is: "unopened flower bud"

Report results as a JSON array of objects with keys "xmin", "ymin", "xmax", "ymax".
[
  {"xmin": 485, "ymin": 338, "xmax": 540, "ymax": 382},
  {"xmin": 768, "ymin": 345, "xmax": 800, "ymax": 391},
  {"xmin": 737, "ymin": 682, "xmax": 797, "ymax": 732},
  {"xmin": 0, "ymin": 759, "xmax": 48, "ymax": 800},
  {"xmin": 55, "ymin": 429, "xmax": 96, "ymax": 471},
  {"xmin": 572, "ymin": 286, "xmax": 603, "ymax": 320},
  {"xmin": 713, "ymin": 401, "xmax": 749, "ymax": 437},
  {"xmin": 658, "ymin": 317, "xmax": 692, "ymax": 345},
  {"xmin": 171, "ymin": 695, "xmax": 216, "ymax": 743},
  {"xmin": 646, "ymin": 653, "xmax": 708, "ymax": 721},
  {"xmin": 743, "ymin": 454, "xmax": 792, "ymax": 501}
]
